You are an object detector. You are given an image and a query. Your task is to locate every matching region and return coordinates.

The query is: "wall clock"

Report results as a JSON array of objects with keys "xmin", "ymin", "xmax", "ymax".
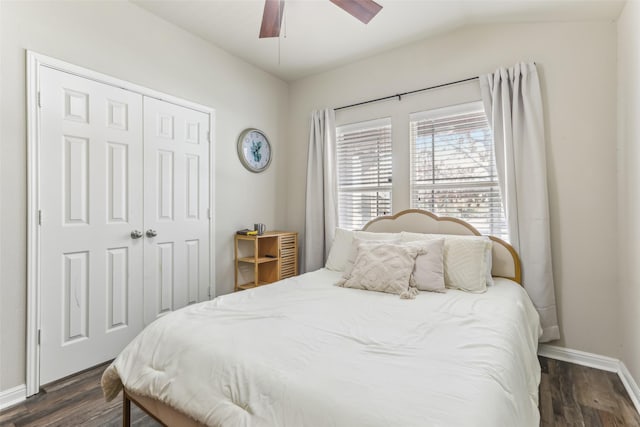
[{"xmin": 237, "ymin": 128, "xmax": 272, "ymax": 173}]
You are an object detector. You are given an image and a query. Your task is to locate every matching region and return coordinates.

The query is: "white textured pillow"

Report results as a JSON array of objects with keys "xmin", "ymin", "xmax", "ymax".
[
  {"xmin": 337, "ymin": 242, "xmax": 419, "ymax": 297},
  {"xmin": 401, "ymin": 232, "xmax": 491, "ymax": 293},
  {"xmin": 442, "ymin": 236, "xmax": 491, "ymax": 293},
  {"xmin": 341, "ymin": 231, "xmax": 400, "ymax": 276},
  {"xmin": 405, "ymin": 238, "xmax": 445, "ymax": 292},
  {"xmin": 325, "ymin": 228, "xmax": 355, "ymax": 271}
]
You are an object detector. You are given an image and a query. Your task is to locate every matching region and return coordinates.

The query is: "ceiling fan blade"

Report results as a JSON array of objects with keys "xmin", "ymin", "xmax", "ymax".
[
  {"xmin": 259, "ymin": 0, "xmax": 285, "ymax": 38},
  {"xmin": 329, "ymin": 0, "xmax": 382, "ymax": 24}
]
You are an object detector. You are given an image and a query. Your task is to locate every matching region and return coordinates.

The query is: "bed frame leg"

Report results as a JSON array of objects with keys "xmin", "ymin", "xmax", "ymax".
[{"xmin": 123, "ymin": 390, "xmax": 131, "ymax": 427}]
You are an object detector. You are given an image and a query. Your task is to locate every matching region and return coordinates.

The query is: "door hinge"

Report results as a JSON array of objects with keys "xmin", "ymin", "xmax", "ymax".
[
  {"xmin": 207, "ymin": 131, "xmax": 211, "ymax": 143},
  {"xmin": 207, "ymin": 208, "xmax": 211, "ymax": 220},
  {"xmin": 38, "ymin": 210, "xmax": 42, "ymax": 226},
  {"xmin": 37, "ymin": 92, "xmax": 42, "ymax": 108},
  {"xmin": 37, "ymin": 329, "xmax": 41, "ymax": 345}
]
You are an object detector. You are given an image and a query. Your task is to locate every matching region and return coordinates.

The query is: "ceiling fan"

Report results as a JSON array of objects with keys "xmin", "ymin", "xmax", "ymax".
[{"xmin": 259, "ymin": 0, "xmax": 383, "ymax": 38}]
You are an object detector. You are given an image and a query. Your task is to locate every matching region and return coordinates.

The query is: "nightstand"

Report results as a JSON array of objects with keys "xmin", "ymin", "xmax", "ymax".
[{"xmin": 234, "ymin": 231, "xmax": 298, "ymax": 291}]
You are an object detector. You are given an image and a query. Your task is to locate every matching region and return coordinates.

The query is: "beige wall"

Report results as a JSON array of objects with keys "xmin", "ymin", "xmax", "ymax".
[
  {"xmin": 0, "ymin": 1, "xmax": 288, "ymax": 391},
  {"xmin": 617, "ymin": 0, "xmax": 640, "ymax": 381},
  {"xmin": 287, "ymin": 22, "xmax": 621, "ymax": 358}
]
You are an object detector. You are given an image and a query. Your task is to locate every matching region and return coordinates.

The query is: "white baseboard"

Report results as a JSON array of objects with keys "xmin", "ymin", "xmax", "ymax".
[
  {"xmin": 619, "ymin": 362, "xmax": 640, "ymax": 413},
  {"xmin": 538, "ymin": 344, "xmax": 640, "ymax": 414},
  {"xmin": 0, "ymin": 384, "xmax": 26, "ymax": 411},
  {"xmin": 538, "ymin": 344, "xmax": 619, "ymax": 372}
]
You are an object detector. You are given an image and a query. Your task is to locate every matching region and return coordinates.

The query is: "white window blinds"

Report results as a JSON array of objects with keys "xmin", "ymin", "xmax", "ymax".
[
  {"xmin": 410, "ymin": 102, "xmax": 508, "ymax": 239},
  {"xmin": 336, "ymin": 118, "xmax": 392, "ymax": 230}
]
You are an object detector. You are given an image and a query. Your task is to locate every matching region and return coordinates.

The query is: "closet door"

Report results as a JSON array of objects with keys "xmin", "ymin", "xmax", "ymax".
[
  {"xmin": 143, "ymin": 97, "xmax": 210, "ymax": 325},
  {"xmin": 39, "ymin": 67, "xmax": 144, "ymax": 384}
]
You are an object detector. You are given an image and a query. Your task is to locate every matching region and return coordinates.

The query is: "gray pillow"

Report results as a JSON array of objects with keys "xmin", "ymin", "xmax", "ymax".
[{"xmin": 406, "ymin": 238, "xmax": 445, "ymax": 292}]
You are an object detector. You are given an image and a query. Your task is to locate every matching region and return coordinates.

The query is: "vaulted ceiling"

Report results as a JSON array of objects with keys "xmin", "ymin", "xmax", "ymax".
[{"xmin": 134, "ymin": 0, "xmax": 625, "ymax": 81}]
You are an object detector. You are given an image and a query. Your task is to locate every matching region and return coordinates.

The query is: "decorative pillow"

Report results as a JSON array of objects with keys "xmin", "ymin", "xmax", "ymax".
[
  {"xmin": 405, "ymin": 238, "xmax": 445, "ymax": 292},
  {"xmin": 401, "ymin": 232, "xmax": 491, "ymax": 293},
  {"xmin": 485, "ymin": 244, "xmax": 494, "ymax": 286},
  {"xmin": 341, "ymin": 231, "xmax": 400, "ymax": 276},
  {"xmin": 441, "ymin": 236, "xmax": 491, "ymax": 293},
  {"xmin": 355, "ymin": 230, "xmax": 400, "ymax": 243},
  {"xmin": 337, "ymin": 242, "xmax": 420, "ymax": 298},
  {"xmin": 325, "ymin": 228, "xmax": 355, "ymax": 271}
]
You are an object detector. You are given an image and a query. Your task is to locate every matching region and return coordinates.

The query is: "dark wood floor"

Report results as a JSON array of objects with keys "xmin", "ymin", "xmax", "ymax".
[
  {"xmin": 539, "ymin": 357, "xmax": 640, "ymax": 426},
  {"xmin": 0, "ymin": 362, "xmax": 160, "ymax": 427},
  {"xmin": 0, "ymin": 357, "xmax": 638, "ymax": 426}
]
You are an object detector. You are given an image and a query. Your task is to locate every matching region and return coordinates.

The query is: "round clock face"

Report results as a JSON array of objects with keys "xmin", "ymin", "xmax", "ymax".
[{"xmin": 237, "ymin": 129, "xmax": 272, "ymax": 173}]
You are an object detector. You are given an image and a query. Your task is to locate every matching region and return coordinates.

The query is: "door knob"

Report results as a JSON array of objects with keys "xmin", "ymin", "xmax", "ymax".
[
  {"xmin": 146, "ymin": 229, "xmax": 158, "ymax": 238},
  {"xmin": 130, "ymin": 230, "xmax": 143, "ymax": 239}
]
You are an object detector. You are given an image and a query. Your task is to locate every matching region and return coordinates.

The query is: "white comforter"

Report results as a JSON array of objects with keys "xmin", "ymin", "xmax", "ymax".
[{"xmin": 102, "ymin": 269, "xmax": 542, "ymax": 427}]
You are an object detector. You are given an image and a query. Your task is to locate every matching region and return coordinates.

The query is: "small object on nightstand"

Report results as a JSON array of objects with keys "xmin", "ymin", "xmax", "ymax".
[
  {"xmin": 236, "ymin": 229, "xmax": 258, "ymax": 236},
  {"xmin": 254, "ymin": 223, "xmax": 266, "ymax": 235}
]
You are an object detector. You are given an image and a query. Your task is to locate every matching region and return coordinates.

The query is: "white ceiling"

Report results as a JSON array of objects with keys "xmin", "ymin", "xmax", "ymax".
[{"xmin": 134, "ymin": 0, "xmax": 625, "ymax": 81}]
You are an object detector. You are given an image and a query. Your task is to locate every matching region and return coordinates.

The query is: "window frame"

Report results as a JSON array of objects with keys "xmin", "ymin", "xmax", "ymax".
[
  {"xmin": 409, "ymin": 101, "xmax": 507, "ymax": 239},
  {"xmin": 336, "ymin": 117, "xmax": 393, "ymax": 230}
]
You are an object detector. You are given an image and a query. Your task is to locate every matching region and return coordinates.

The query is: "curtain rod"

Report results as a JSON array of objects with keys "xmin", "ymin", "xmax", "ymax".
[{"xmin": 333, "ymin": 76, "xmax": 479, "ymax": 111}]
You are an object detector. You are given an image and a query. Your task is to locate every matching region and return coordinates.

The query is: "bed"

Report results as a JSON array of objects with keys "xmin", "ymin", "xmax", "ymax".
[{"xmin": 102, "ymin": 209, "xmax": 542, "ymax": 427}]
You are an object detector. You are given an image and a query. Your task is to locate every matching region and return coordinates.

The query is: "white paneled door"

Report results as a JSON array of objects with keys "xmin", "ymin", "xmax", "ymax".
[
  {"xmin": 38, "ymin": 67, "xmax": 210, "ymax": 385},
  {"xmin": 39, "ymin": 67, "xmax": 144, "ymax": 385},
  {"xmin": 142, "ymin": 97, "xmax": 210, "ymax": 325}
]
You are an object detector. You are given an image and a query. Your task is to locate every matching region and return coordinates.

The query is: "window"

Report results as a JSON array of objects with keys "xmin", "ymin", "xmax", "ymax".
[
  {"xmin": 410, "ymin": 102, "xmax": 508, "ymax": 239},
  {"xmin": 336, "ymin": 118, "xmax": 392, "ymax": 230}
]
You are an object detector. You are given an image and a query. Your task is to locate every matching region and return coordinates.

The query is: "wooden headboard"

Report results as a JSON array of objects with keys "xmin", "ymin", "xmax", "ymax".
[{"xmin": 362, "ymin": 209, "xmax": 521, "ymax": 284}]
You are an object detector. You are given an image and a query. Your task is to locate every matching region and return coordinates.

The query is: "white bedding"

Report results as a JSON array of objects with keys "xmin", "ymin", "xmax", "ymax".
[{"xmin": 102, "ymin": 269, "xmax": 542, "ymax": 427}]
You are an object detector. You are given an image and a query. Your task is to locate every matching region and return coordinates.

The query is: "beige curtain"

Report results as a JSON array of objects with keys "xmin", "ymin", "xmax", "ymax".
[
  {"xmin": 303, "ymin": 109, "xmax": 337, "ymax": 273},
  {"xmin": 480, "ymin": 62, "xmax": 560, "ymax": 342}
]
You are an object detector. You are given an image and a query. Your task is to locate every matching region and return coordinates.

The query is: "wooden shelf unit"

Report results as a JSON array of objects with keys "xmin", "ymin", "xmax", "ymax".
[{"xmin": 234, "ymin": 231, "xmax": 298, "ymax": 291}]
